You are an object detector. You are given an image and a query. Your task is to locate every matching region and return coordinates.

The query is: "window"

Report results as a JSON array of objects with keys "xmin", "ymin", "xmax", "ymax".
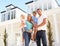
[
  {"xmin": 11, "ymin": 11, "xmax": 14, "ymax": 19},
  {"xmin": 13, "ymin": 10, "xmax": 16, "ymax": 19},
  {"xmin": 1, "ymin": 10, "xmax": 16, "ymax": 21},
  {"xmin": 11, "ymin": 10, "xmax": 16, "ymax": 19},
  {"xmin": 8, "ymin": 12, "xmax": 10, "ymax": 20},
  {"xmin": 44, "ymin": 4, "xmax": 47, "ymax": 10},
  {"xmin": 48, "ymin": 4, "xmax": 52, "ymax": 9},
  {"xmin": 1, "ymin": 13, "xmax": 5, "ymax": 21}
]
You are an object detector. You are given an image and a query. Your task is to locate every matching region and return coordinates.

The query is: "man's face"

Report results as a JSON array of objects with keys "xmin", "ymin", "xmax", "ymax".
[{"xmin": 37, "ymin": 9, "xmax": 42, "ymax": 15}]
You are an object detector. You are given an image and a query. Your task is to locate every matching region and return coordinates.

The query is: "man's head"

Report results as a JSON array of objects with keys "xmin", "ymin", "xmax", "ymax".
[
  {"xmin": 32, "ymin": 11, "xmax": 37, "ymax": 16},
  {"xmin": 37, "ymin": 9, "xmax": 42, "ymax": 16}
]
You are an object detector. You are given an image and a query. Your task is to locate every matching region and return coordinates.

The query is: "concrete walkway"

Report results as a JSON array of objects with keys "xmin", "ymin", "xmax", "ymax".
[{"xmin": 29, "ymin": 40, "xmax": 37, "ymax": 46}]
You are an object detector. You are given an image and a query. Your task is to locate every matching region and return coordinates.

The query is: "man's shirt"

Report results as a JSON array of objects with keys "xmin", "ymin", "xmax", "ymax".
[{"xmin": 38, "ymin": 14, "xmax": 47, "ymax": 30}]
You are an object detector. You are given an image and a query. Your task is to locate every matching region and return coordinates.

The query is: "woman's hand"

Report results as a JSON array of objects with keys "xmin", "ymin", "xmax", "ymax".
[{"xmin": 28, "ymin": 29, "xmax": 32, "ymax": 33}]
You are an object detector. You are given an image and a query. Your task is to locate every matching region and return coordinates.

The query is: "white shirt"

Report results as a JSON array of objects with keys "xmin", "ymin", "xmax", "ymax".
[{"xmin": 38, "ymin": 14, "xmax": 47, "ymax": 30}]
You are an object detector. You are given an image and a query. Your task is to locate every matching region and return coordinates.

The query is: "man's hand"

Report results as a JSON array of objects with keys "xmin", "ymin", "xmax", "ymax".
[{"xmin": 34, "ymin": 23, "xmax": 38, "ymax": 28}]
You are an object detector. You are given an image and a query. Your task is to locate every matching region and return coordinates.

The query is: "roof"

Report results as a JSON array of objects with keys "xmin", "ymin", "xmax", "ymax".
[
  {"xmin": 55, "ymin": 0, "xmax": 60, "ymax": 6},
  {"xmin": 1, "ymin": 11, "xmax": 6, "ymax": 13},
  {"xmin": 5, "ymin": 4, "xmax": 15, "ymax": 7},
  {"xmin": 10, "ymin": 6, "xmax": 27, "ymax": 13},
  {"xmin": 1, "ymin": 4, "xmax": 27, "ymax": 13},
  {"xmin": 25, "ymin": 1, "xmax": 33, "ymax": 5}
]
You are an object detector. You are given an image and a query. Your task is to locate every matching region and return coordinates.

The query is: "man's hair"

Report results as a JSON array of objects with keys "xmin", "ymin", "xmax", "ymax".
[{"xmin": 37, "ymin": 8, "xmax": 42, "ymax": 11}]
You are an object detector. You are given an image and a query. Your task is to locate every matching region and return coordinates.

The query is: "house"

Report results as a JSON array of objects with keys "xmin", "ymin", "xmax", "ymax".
[{"xmin": 0, "ymin": 4, "xmax": 27, "ymax": 46}]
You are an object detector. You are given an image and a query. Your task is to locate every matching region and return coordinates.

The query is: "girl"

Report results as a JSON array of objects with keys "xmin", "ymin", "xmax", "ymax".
[{"xmin": 20, "ymin": 14, "xmax": 26, "ymax": 46}]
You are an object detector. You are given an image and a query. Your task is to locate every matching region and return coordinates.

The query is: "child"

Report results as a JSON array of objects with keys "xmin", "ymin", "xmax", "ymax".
[
  {"xmin": 20, "ymin": 14, "xmax": 26, "ymax": 46},
  {"xmin": 31, "ymin": 11, "xmax": 38, "ymax": 41}
]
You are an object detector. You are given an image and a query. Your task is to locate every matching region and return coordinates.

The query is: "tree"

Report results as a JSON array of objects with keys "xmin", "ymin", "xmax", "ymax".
[
  {"xmin": 4, "ymin": 29, "xmax": 7, "ymax": 46},
  {"xmin": 47, "ymin": 21, "xmax": 54, "ymax": 46}
]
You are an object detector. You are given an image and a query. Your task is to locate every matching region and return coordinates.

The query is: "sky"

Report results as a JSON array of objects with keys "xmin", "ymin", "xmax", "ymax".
[
  {"xmin": 0, "ymin": 0, "xmax": 31, "ymax": 12},
  {"xmin": 0, "ymin": 0, "xmax": 60, "ymax": 13},
  {"xmin": 57, "ymin": 0, "xmax": 60, "ymax": 5}
]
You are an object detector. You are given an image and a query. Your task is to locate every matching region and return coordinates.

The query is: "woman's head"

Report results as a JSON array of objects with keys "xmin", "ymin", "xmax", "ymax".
[{"xmin": 27, "ymin": 14, "xmax": 32, "ymax": 22}]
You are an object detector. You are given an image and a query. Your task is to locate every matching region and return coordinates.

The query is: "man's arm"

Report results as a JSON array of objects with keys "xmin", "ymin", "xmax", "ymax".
[{"xmin": 38, "ymin": 18, "xmax": 47, "ymax": 27}]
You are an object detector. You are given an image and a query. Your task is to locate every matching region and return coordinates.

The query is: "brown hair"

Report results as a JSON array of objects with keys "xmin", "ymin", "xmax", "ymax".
[
  {"xmin": 37, "ymin": 8, "xmax": 42, "ymax": 11},
  {"xmin": 33, "ymin": 11, "xmax": 36, "ymax": 14},
  {"xmin": 27, "ymin": 14, "xmax": 33, "ymax": 22}
]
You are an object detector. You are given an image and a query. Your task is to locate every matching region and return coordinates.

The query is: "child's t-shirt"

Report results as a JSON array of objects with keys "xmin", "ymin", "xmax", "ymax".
[{"xmin": 32, "ymin": 16, "xmax": 38, "ymax": 24}]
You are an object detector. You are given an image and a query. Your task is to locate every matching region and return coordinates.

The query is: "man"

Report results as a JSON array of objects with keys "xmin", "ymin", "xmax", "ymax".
[
  {"xmin": 36, "ymin": 9, "xmax": 47, "ymax": 46},
  {"xmin": 31, "ymin": 11, "xmax": 38, "ymax": 41}
]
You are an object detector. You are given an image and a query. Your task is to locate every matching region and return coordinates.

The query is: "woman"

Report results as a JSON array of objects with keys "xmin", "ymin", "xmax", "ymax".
[{"xmin": 23, "ymin": 14, "xmax": 33, "ymax": 46}]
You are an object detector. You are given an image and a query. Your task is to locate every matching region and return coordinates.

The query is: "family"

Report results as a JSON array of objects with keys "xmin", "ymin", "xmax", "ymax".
[{"xmin": 20, "ymin": 9, "xmax": 47, "ymax": 46}]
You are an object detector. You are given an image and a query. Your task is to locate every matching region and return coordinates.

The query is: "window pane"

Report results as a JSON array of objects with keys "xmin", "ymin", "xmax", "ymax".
[
  {"xmin": 1, "ymin": 14, "xmax": 5, "ymax": 21},
  {"xmin": 8, "ymin": 12, "xmax": 10, "ymax": 20},
  {"xmin": 4, "ymin": 14, "xmax": 5, "ymax": 21},
  {"xmin": 14, "ymin": 10, "xmax": 16, "ymax": 19},
  {"xmin": 48, "ymin": 4, "xmax": 52, "ymax": 9},
  {"xmin": 44, "ymin": 4, "xmax": 47, "ymax": 10},
  {"xmin": 11, "ymin": 10, "xmax": 16, "ymax": 19},
  {"xmin": 11, "ymin": 11, "xmax": 14, "ymax": 19}
]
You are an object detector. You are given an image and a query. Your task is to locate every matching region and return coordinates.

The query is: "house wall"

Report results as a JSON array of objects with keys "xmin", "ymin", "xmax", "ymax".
[
  {"xmin": 0, "ymin": 8, "xmax": 27, "ymax": 46},
  {"xmin": 46, "ymin": 8, "xmax": 60, "ymax": 46},
  {"xmin": 16, "ymin": 8, "xmax": 27, "ymax": 20},
  {"xmin": 0, "ymin": 19, "xmax": 23, "ymax": 46}
]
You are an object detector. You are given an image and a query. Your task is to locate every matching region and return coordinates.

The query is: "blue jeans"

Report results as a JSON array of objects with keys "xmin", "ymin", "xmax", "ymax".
[
  {"xmin": 24, "ymin": 27, "xmax": 29, "ymax": 31},
  {"xmin": 36, "ymin": 30, "xmax": 47, "ymax": 46},
  {"xmin": 23, "ymin": 31, "xmax": 31, "ymax": 46}
]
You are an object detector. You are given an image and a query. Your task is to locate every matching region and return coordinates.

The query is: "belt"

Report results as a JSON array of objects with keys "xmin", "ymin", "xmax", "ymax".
[{"xmin": 38, "ymin": 30, "xmax": 45, "ymax": 32}]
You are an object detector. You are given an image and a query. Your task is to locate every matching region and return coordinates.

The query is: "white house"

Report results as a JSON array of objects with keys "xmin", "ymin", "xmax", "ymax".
[
  {"xmin": 0, "ymin": 4, "xmax": 27, "ymax": 22},
  {"xmin": 0, "ymin": 4, "xmax": 27, "ymax": 46}
]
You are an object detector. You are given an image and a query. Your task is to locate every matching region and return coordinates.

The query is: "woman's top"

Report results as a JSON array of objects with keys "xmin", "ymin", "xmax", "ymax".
[{"xmin": 24, "ymin": 20, "xmax": 33, "ymax": 32}]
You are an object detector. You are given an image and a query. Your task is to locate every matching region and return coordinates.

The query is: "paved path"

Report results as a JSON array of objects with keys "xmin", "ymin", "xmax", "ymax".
[
  {"xmin": 22, "ymin": 40, "xmax": 37, "ymax": 46},
  {"xmin": 29, "ymin": 40, "xmax": 37, "ymax": 46}
]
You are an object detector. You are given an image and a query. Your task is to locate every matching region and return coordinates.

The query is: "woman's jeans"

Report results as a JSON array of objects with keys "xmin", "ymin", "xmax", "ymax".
[{"xmin": 23, "ymin": 31, "xmax": 31, "ymax": 46}]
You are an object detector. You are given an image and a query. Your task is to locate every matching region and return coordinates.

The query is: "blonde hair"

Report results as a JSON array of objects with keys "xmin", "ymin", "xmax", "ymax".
[{"xmin": 20, "ymin": 14, "xmax": 25, "ymax": 19}]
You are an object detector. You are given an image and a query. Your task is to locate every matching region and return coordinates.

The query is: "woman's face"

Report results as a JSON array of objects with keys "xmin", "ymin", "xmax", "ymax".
[{"xmin": 27, "ymin": 15, "xmax": 32, "ymax": 21}]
